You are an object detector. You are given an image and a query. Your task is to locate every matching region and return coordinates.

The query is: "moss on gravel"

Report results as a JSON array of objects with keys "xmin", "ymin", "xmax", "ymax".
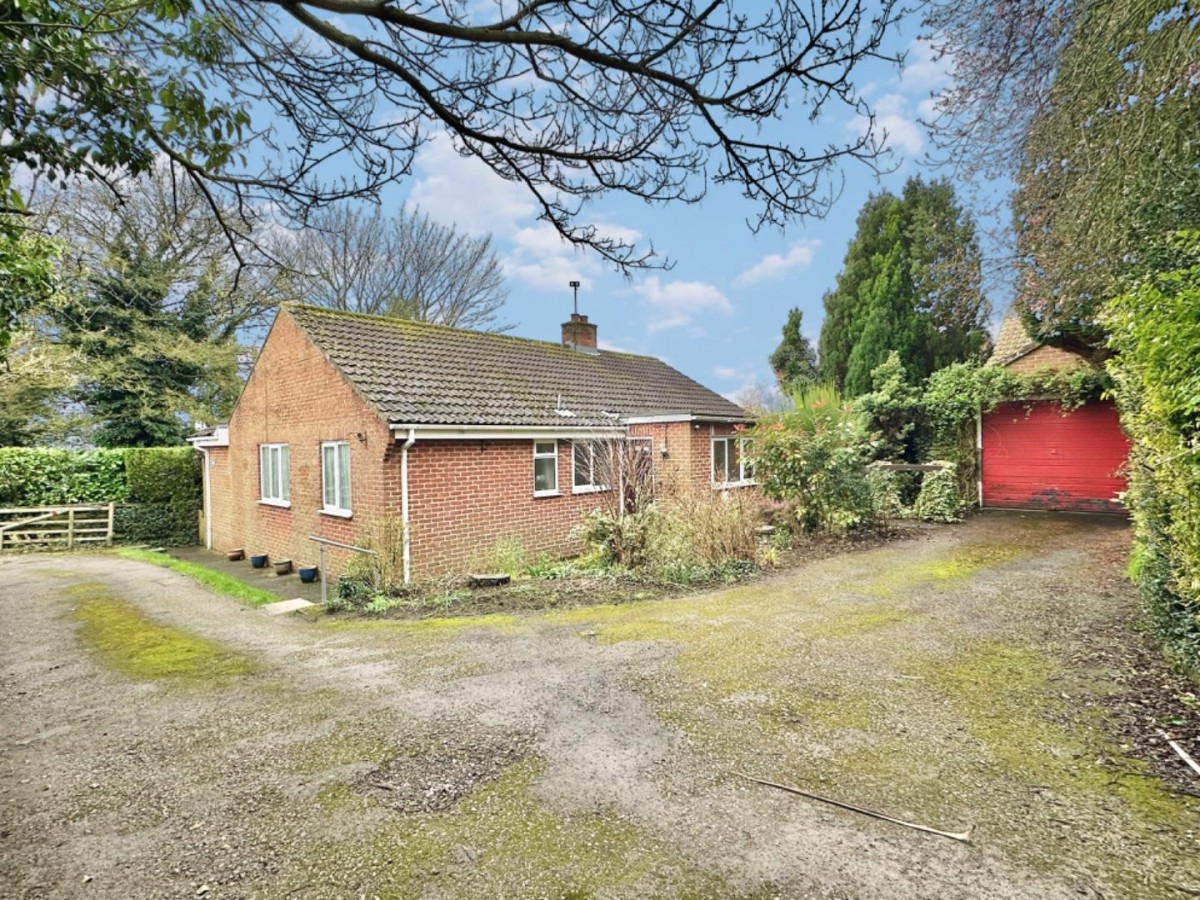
[
  {"xmin": 913, "ymin": 640, "xmax": 1193, "ymax": 825},
  {"xmin": 863, "ymin": 542, "xmax": 1030, "ymax": 596},
  {"xmin": 271, "ymin": 759, "xmax": 738, "ymax": 898},
  {"xmin": 69, "ymin": 584, "xmax": 255, "ymax": 683},
  {"xmin": 285, "ymin": 721, "xmax": 397, "ymax": 775}
]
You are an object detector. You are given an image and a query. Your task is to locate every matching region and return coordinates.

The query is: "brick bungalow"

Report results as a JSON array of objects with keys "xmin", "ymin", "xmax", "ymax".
[
  {"xmin": 191, "ymin": 305, "xmax": 751, "ymax": 580},
  {"xmin": 979, "ymin": 312, "xmax": 1129, "ymax": 513}
]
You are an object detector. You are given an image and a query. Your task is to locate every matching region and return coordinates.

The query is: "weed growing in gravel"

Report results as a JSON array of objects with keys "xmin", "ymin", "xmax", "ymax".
[{"xmin": 69, "ymin": 585, "xmax": 255, "ymax": 682}]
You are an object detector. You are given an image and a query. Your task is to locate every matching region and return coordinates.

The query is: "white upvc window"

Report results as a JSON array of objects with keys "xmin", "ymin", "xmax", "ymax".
[
  {"xmin": 572, "ymin": 440, "xmax": 610, "ymax": 493},
  {"xmin": 533, "ymin": 440, "xmax": 559, "ymax": 496},
  {"xmin": 259, "ymin": 444, "xmax": 290, "ymax": 506},
  {"xmin": 712, "ymin": 436, "xmax": 754, "ymax": 487},
  {"xmin": 321, "ymin": 441, "xmax": 352, "ymax": 516}
]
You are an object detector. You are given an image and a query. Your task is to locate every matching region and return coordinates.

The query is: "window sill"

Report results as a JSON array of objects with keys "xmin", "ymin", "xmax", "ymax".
[
  {"xmin": 712, "ymin": 480, "xmax": 757, "ymax": 490},
  {"xmin": 320, "ymin": 508, "xmax": 353, "ymax": 519},
  {"xmin": 258, "ymin": 499, "xmax": 292, "ymax": 509},
  {"xmin": 572, "ymin": 485, "xmax": 610, "ymax": 495},
  {"xmin": 533, "ymin": 490, "xmax": 561, "ymax": 499}
]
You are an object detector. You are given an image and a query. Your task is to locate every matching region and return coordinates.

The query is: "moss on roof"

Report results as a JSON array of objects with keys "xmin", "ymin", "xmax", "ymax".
[{"xmin": 284, "ymin": 304, "xmax": 747, "ymax": 428}]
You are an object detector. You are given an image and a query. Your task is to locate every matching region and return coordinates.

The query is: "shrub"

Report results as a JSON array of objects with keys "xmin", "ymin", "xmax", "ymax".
[
  {"xmin": 640, "ymin": 489, "xmax": 765, "ymax": 584},
  {"xmin": 345, "ymin": 516, "xmax": 408, "ymax": 592},
  {"xmin": 470, "ymin": 535, "xmax": 525, "ymax": 576},
  {"xmin": 857, "ymin": 352, "xmax": 926, "ymax": 462},
  {"xmin": 865, "ymin": 464, "xmax": 905, "ymax": 522},
  {"xmin": 749, "ymin": 404, "xmax": 876, "ymax": 534},
  {"xmin": 912, "ymin": 463, "xmax": 964, "ymax": 523},
  {"xmin": 578, "ymin": 508, "xmax": 655, "ymax": 569}
]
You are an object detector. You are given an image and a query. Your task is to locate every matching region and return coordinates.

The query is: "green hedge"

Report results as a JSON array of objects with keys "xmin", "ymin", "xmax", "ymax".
[
  {"xmin": 0, "ymin": 447, "xmax": 202, "ymax": 547},
  {"xmin": 1104, "ymin": 231, "xmax": 1200, "ymax": 674},
  {"xmin": 123, "ymin": 448, "xmax": 201, "ymax": 503},
  {"xmin": 113, "ymin": 501, "xmax": 200, "ymax": 547},
  {"xmin": 0, "ymin": 448, "xmax": 128, "ymax": 505}
]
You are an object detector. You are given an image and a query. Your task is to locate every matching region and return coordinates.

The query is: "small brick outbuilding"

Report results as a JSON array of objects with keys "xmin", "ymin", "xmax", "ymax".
[
  {"xmin": 979, "ymin": 314, "xmax": 1129, "ymax": 514},
  {"xmin": 191, "ymin": 305, "xmax": 752, "ymax": 579}
]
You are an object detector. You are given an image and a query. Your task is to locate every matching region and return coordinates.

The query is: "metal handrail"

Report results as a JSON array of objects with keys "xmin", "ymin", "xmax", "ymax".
[{"xmin": 307, "ymin": 535, "xmax": 376, "ymax": 605}]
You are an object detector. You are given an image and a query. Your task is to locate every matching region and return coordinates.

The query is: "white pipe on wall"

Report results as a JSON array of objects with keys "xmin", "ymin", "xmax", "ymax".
[{"xmin": 400, "ymin": 428, "xmax": 416, "ymax": 584}]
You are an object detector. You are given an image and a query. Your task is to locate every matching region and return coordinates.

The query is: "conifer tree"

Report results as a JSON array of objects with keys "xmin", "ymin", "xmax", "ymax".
[
  {"xmin": 768, "ymin": 307, "xmax": 819, "ymax": 393},
  {"xmin": 818, "ymin": 177, "xmax": 989, "ymax": 395}
]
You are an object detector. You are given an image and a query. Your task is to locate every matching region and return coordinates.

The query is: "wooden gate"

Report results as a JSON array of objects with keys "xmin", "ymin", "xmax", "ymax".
[{"xmin": 0, "ymin": 504, "xmax": 116, "ymax": 551}]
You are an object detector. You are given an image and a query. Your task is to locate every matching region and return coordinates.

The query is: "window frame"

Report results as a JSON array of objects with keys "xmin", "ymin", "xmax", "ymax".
[
  {"xmin": 320, "ymin": 440, "xmax": 353, "ymax": 517},
  {"xmin": 258, "ymin": 443, "xmax": 291, "ymax": 507},
  {"xmin": 571, "ymin": 440, "xmax": 610, "ymax": 494},
  {"xmin": 711, "ymin": 436, "xmax": 754, "ymax": 488},
  {"xmin": 532, "ymin": 440, "xmax": 559, "ymax": 497}
]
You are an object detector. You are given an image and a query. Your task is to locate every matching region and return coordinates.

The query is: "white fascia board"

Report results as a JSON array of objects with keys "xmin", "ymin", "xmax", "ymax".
[
  {"xmin": 187, "ymin": 425, "xmax": 229, "ymax": 448},
  {"xmin": 624, "ymin": 414, "xmax": 750, "ymax": 425},
  {"xmin": 390, "ymin": 423, "xmax": 625, "ymax": 441},
  {"xmin": 622, "ymin": 414, "xmax": 696, "ymax": 424}
]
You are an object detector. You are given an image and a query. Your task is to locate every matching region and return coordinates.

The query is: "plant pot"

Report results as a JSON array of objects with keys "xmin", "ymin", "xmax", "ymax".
[
  {"xmin": 298, "ymin": 565, "xmax": 319, "ymax": 584},
  {"xmin": 226, "ymin": 548, "xmax": 245, "ymax": 561},
  {"xmin": 249, "ymin": 554, "xmax": 268, "ymax": 569},
  {"xmin": 273, "ymin": 559, "xmax": 292, "ymax": 576}
]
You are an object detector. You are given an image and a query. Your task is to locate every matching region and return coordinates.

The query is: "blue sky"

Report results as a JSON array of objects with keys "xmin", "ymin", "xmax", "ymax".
[{"xmin": 370, "ymin": 20, "xmax": 1009, "ymax": 403}]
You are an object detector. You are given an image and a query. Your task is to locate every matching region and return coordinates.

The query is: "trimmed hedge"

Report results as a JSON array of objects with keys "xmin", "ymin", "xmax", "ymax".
[
  {"xmin": 113, "ymin": 501, "xmax": 199, "ymax": 547},
  {"xmin": 0, "ymin": 447, "xmax": 201, "ymax": 547},
  {"xmin": 0, "ymin": 448, "xmax": 128, "ymax": 505}
]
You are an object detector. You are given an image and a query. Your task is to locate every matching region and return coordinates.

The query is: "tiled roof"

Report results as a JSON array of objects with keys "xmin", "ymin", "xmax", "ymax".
[
  {"xmin": 987, "ymin": 311, "xmax": 1040, "ymax": 367},
  {"xmin": 286, "ymin": 305, "xmax": 747, "ymax": 428}
]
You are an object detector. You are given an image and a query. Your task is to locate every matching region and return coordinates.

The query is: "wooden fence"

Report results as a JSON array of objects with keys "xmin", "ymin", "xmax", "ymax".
[{"xmin": 0, "ymin": 504, "xmax": 115, "ymax": 551}]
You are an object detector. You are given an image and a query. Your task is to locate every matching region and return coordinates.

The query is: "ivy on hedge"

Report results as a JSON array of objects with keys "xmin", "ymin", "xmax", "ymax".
[{"xmin": 0, "ymin": 447, "xmax": 201, "ymax": 546}]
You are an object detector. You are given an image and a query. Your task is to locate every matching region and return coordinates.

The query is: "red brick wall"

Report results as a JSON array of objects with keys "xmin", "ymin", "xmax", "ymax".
[
  {"xmin": 406, "ymin": 424, "xmax": 747, "ymax": 576},
  {"xmin": 210, "ymin": 308, "xmax": 750, "ymax": 578},
  {"xmin": 408, "ymin": 439, "xmax": 607, "ymax": 575},
  {"xmin": 1005, "ymin": 345, "xmax": 1088, "ymax": 374},
  {"xmin": 212, "ymin": 310, "xmax": 396, "ymax": 573}
]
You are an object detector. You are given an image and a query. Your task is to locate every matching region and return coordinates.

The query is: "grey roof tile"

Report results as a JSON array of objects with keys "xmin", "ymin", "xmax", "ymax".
[{"xmin": 286, "ymin": 305, "xmax": 747, "ymax": 427}]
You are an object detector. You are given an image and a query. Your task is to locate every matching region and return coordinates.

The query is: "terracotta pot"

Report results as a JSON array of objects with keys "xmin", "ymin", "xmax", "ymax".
[
  {"xmin": 273, "ymin": 559, "xmax": 292, "ymax": 576},
  {"xmin": 226, "ymin": 548, "xmax": 245, "ymax": 561}
]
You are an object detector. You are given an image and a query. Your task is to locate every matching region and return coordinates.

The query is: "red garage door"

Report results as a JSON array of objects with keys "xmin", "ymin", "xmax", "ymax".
[{"xmin": 981, "ymin": 400, "xmax": 1130, "ymax": 513}]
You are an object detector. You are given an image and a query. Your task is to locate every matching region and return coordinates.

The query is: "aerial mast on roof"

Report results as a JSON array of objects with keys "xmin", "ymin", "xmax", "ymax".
[{"xmin": 569, "ymin": 280, "xmax": 580, "ymax": 315}]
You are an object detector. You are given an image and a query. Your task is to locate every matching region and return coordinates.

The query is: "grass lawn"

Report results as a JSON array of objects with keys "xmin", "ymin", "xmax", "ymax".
[{"xmin": 116, "ymin": 547, "xmax": 280, "ymax": 607}]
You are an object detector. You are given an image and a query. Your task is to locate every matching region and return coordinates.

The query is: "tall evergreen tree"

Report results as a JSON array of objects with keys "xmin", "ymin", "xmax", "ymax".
[
  {"xmin": 768, "ymin": 307, "xmax": 819, "ymax": 393},
  {"xmin": 55, "ymin": 250, "xmax": 242, "ymax": 447},
  {"xmin": 818, "ymin": 177, "xmax": 989, "ymax": 395},
  {"xmin": 818, "ymin": 193, "xmax": 895, "ymax": 391}
]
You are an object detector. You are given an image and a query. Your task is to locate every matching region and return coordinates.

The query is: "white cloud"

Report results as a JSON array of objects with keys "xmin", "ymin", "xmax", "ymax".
[
  {"xmin": 501, "ymin": 223, "xmax": 601, "ymax": 293},
  {"xmin": 713, "ymin": 365, "xmax": 743, "ymax": 380},
  {"xmin": 633, "ymin": 277, "xmax": 733, "ymax": 333},
  {"xmin": 849, "ymin": 93, "xmax": 925, "ymax": 158},
  {"xmin": 733, "ymin": 240, "xmax": 820, "ymax": 287},
  {"xmin": 408, "ymin": 132, "xmax": 536, "ymax": 235},
  {"xmin": 901, "ymin": 37, "xmax": 952, "ymax": 92},
  {"xmin": 409, "ymin": 131, "xmax": 642, "ymax": 295}
]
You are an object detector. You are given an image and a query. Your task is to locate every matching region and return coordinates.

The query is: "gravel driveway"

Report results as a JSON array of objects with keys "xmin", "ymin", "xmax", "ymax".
[{"xmin": 1, "ymin": 512, "xmax": 1197, "ymax": 899}]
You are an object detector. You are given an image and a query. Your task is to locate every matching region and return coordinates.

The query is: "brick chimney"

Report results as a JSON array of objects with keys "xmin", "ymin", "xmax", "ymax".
[{"xmin": 561, "ymin": 313, "xmax": 598, "ymax": 352}]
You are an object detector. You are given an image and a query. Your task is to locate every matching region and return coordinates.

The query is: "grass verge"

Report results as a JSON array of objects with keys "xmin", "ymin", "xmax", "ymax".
[{"xmin": 116, "ymin": 548, "xmax": 279, "ymax": 607}]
